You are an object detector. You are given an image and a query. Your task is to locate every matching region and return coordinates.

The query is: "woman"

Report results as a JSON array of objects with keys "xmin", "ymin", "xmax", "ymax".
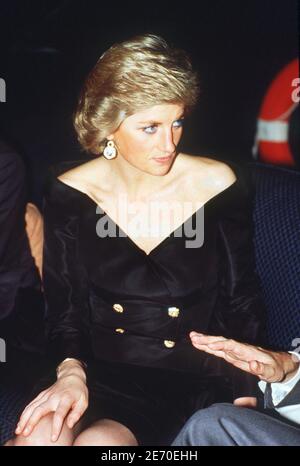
[{"xmin": 6, "ymin": 34, "xmax": 266, "ymax": 446}]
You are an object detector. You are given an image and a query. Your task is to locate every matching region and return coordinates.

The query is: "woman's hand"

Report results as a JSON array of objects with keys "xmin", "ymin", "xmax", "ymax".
[
  {"xmin": 15, "ymin": 360, "xmax": 88, "ymax": 442},
  {"xmin": 190, "ymin": 332, "xmax": 299, "ymax": 383}
]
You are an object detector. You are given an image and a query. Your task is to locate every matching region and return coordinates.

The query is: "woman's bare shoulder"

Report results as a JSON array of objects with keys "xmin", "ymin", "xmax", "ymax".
[
  {"xmin": 57, "ymin": 157, "xmax": 110, "ymax": 193},
  {"xmin": 179, "ymin": 153, "xmax": 237, "ymax": 188}
]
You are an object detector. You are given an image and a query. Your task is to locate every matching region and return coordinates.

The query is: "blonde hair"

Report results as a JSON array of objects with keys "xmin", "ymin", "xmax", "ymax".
[{"xmin": 74, "ymin": 34, "xmax": 200, "ymax": 155}]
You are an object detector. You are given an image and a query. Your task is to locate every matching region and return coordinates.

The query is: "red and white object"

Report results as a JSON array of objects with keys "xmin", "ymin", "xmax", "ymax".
[{"xmin": 253, "ymin": 58, "xmax": 299, "ymax": 166}]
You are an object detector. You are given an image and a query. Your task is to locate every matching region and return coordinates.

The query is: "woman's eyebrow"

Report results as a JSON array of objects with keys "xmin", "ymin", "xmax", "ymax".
[
  {"xmin": 137, "ymin": 114, "xmax": 185, "ymax": 125},
  {"xmin": 138, "ymin": 120, "xmax": 161, "ymax": 125}
]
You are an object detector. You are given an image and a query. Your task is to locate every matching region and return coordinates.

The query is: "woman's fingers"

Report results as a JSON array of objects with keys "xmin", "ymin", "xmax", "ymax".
[
  {"xmin": 66, "ymin": 395, "xmax": 88, "ymax": 429},
  {"xmin": 51, "ymin": 398, "xmax": 73, "ymax": 442},
  {"xmin": 20, "ymin": 401, "xmax": 52, "ymax": 437},
  {"xmin": 15, "ymin": 375, "xmax": 89, "ymax": 440},
  {"xmin": 66, "ymin": 410, "xmax": 81, "ymax": 430},
  {"xmin": 15, "ymin": 391, "xmax": 50, "ymax": 435},
  {"xmin": 24, "ymin": 389, "xmax": 49, "ymax": 409}
]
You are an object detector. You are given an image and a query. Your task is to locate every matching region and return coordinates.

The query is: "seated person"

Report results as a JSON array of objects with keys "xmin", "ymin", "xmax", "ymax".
[
  {"xmin": 0, "ymin": 139, "xmax": 46, "ymax": 445},
  {"xmin": 5, "ymin": 34, "xmax": 266, "ymax": 447},
  {"xmin": 0, "ymin": 139, "xmax": 44, "ymax": 355},
  {"xmin": 172, "ymin": 333, "xmax": 300, "ymax": 446}
]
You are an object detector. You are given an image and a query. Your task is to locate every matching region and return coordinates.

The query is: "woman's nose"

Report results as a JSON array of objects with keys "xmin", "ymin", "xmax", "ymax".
[{"xmin": 160, "ymin": 128, "xmax": 176, "ymax": 154}]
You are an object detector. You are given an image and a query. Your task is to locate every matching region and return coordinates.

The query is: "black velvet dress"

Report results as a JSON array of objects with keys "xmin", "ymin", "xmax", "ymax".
[{"xmin": 33, "ymin": 157, "xmax": 266, "ymax": 445}]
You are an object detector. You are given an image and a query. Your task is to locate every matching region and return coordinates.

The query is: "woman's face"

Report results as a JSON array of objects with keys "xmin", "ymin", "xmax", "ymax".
[{"xmin": 108, "ymin": 103, "xmax": 185, "ymax": 175}]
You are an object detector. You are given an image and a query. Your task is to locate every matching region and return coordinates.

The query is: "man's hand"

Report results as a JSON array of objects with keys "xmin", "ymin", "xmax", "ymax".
[
  {"xmin": 190, "ymin": 332, "xmax": 299, "ymax": 384},
  {"xmin": 233, "ymin": 397, "xmax": 257, "ymax": 408}
]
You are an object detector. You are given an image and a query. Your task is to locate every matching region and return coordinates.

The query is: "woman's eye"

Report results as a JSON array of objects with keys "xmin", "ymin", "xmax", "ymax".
[
  {"xmin": 143, "ymin": 126, "xmax": 157, "ymax": 134},
  {"xmin": 142, "ymin": 119, "xmax": 184, "ymax": 134},
  {"xmin": 173, "ymin": 118, "xmax": 184, "ymax": 128}
]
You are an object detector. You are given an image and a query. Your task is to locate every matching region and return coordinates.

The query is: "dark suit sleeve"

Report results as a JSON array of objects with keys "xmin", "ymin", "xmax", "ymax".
[
  {"xmin": 42, "ymin": 179, "xmax": 91, "ymax": 366},
  {"xmin": 215, "ymin": 164, "xmax": 267, "ymax": 399},
  {"xmin": 0, "ymin": 151, "xmax": 28, "ymax": 318}
]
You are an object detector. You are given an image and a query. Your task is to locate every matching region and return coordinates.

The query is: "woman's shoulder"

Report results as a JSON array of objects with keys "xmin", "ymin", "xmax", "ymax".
[
  {"xmin": 57, "ymin": 157, "xmax": 104, "ymax": 183},
  {"xmin": 178, "ymin": 153, "xmax": 252, "ymax": 208},
  {"xmin": 44, "ymin": 159, "xmax": 89, "ymax": 206},
  {"xmin": 178, "ymin": 153, "xmax": 243, "ymax": 197},
  {"xmin": 179, "ymin": 153, "xmax": 237, "ymax": 182},
  {"xmin": 45, "ymin": 157, "xmax": 106, "ymax": 204}
]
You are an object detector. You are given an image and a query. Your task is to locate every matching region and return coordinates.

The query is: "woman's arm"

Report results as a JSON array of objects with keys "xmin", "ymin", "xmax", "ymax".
[
  {"xmin": 15, "ymin": 358, "xmax": 88, "ymax": 441},
  {"xmin": 15, "ymin": 172, "xmax": 91, "ymax": 440},
  {"xmin": 42, "ymin": 173, "xmax": 91, "ymax": 365}
]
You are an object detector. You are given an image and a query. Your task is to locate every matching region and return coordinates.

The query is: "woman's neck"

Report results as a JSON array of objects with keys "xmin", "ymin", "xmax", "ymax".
[{"xmin": 107, "ymin": 154, "xmax": 177, "ymax": 201}]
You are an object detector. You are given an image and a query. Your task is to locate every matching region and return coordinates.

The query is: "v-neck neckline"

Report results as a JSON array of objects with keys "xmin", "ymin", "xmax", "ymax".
[{"xmin": 55, "ymin": 176, "xmax": 238, "ymax": 258}]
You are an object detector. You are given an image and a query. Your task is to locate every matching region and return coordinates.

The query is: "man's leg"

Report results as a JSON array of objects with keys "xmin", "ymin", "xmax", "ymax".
[{"xmin": 172, "ymin": 403, "xmax": 300, "ymax": 446}]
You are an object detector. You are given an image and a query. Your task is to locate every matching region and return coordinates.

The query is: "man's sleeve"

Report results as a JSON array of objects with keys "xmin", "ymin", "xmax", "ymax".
[{"xmin": 0, "ymin": 151, "xmax": 28, "ymax": 318}]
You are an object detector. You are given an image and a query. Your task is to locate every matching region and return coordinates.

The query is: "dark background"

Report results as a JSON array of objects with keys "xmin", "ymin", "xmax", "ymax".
[{"xmin": 0, "ymin": 0, "xmax": 299, "ymax": 205}]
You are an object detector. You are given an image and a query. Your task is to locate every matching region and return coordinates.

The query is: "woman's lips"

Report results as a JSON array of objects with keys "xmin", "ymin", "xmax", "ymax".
[{"xmin": 152, "ymin": 155, "xmax": 173, "ymax": 164}]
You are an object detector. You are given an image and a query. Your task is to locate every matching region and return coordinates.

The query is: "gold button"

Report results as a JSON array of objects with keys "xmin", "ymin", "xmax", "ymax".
[
  {"xmin": 164, "ymin": 340, "xmax": 175, "ymax": 348},
  {"xmin": 115, "ymin": 328, "xmax": 125, "ymax": 334},
  {"xmin": 113, "ymin": 303, "xmax": 124, "ymax": 313},
  {"xmin": 168, "ymin": 307, "xmax": 180, "ymax": 318}
]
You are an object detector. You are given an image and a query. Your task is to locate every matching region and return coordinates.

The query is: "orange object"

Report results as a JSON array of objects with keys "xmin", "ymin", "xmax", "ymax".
[{"xmin": 253, "ymin": 58, "xmax": 299, "ymax": 166}]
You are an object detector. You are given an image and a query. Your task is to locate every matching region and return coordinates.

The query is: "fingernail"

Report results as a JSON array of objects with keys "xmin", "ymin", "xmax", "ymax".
[
  {"xmin": 15, "ymin": 426, "xmax": 21, "ymax": 434},
  {"xmin": 24, "ymin": 427, "xmax": 30, "ymax": 435},
  {"xmin": 51, "ymin": 434, "xmax": 57, "ymax": 442}
]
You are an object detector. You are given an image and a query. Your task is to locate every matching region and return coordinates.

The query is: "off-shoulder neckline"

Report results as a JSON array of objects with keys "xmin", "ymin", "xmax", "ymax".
[{"xmin": 53, "ymin": 174, "xmax": 239, "ymax": 258}]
